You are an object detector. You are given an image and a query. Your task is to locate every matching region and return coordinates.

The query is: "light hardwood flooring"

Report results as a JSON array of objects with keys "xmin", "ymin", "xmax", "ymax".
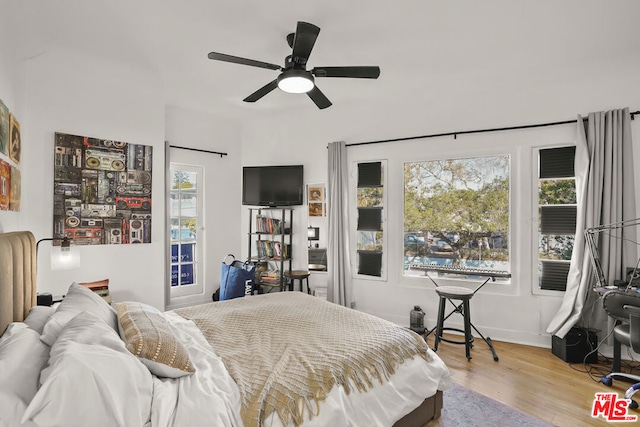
[{"xmin": 424, "ymin": 332, "xmax": 640, "ymax": 427}]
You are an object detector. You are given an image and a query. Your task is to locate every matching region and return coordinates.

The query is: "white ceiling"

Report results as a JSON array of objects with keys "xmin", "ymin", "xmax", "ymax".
[{"xmin": 8, "ymin": 0, "xmax": 640, "ymax": 123}]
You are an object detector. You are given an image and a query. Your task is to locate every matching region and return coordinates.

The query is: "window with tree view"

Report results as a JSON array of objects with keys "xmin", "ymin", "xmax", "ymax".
[
  {"xmin": 403, "ymin": 155, "xmax": 510, "ymax": 280},
  {"xmin": 537, "ymin": 146, "xmax": 576, "ymax": 291},
  {"xmin": 357, "ymin": 161, "xmax": 384, "ymax": 277}
]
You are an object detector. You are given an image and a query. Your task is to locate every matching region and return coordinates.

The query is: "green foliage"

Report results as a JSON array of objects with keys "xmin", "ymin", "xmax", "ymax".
[
  {"xmin": 172, "ymin": 171, "xmax": 195, "ymax": 189},
  {"xmin": 539, "ymin": 179, "xmax": 576, "ymax": 204},
  {"xmin": 358, "ymin": 187, "xmax": 383, "ymax": 207},
  {"xmin": 404, "ymin": 156, "xmax": 509, "ymax": 262}
]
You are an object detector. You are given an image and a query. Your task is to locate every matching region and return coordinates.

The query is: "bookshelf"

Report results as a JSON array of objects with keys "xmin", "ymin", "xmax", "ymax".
[{"xmin": 247, "ymin": 207, "xmax": 293, "ymax": 291}]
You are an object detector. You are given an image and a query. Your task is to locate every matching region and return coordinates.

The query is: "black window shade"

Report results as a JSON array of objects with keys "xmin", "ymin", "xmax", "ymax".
[
  {"xmin": 540, "ymin": 205, "xmax": 577, "ymax": 235},
  {"xmin": 358, "ymin": 251, "xmax": 382, "ymax": 277},
  {"xmin": 357, "ymin": 207, "xmax": 382, "ymax": 231},
  {"xmin": 539, "ymin": 146, "xmax": 576, "ymax": 179},
  {"xmin": 540, "ymin": 260, "xmax": 570, "ymax": 291},
  {"xmin": 358, "ymin": 162, "xmax": 382, "ymax": 187}
]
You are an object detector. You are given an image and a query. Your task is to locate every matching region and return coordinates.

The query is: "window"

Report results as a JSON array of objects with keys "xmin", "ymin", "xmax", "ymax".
[
  {"xmin": 403, "ymin": 155, "xmax": 510, "ymax": 280},
  {"xmin": 170, "ymin": 164, "xmax": 204, "ymax": 297},
  {"xmin": 356, "ymin": 161, "xmax": 384, "ymax": 277},
  {"xmin": 537, "ymin": 146, "xmax": 576, "ymax": 291}
]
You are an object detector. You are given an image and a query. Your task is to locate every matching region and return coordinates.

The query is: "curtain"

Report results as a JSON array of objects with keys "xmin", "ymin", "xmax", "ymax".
[
  {"xmin": 547, "ymin": 108, "xmax": 636, "ymax": 338},
  {"xmin": 326, "ymin": 141, "xmax": 353, "ymax": 307}
]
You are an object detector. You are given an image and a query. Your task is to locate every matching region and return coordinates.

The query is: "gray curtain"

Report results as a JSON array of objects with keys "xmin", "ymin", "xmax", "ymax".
[
  {"xmin": 326, "ymin": 141, "xmax": 353, "ymax": 307},
  {"xmin": 547, "ymin": 108, "xmax": 636, "ymax": 338}
]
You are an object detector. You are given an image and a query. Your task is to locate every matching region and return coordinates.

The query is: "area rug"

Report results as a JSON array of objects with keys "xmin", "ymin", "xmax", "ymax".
[{"xmin": 426, "ymin": 382, "xmax": 555, "ymax": 427}]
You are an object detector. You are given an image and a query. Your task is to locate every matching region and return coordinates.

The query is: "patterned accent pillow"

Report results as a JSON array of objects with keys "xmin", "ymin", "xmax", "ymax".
[{"xmin": 115, "ymin": 301, "xmax": 195, "ymax": 378}]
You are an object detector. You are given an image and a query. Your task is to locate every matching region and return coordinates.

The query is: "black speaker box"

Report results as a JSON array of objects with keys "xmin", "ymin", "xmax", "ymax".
[{"xmin": 552, "ymin": 327, "xmax": 598, "ymax": 364}]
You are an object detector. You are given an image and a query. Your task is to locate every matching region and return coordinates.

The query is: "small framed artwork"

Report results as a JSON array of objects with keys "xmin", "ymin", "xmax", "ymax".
[
  {"xmin": 308, "ymin": 186, "xmax": 323, "ymax": 202},
  {"xmin": 307, "ymin": 183, "xmax": 326, "ymax": 217},
  {"xmin": 9, "ymin": 113, "xmax": 20, "ymax": 164},
  {"xmin": 309, "ymin": 202, "xmax": 323, "ymax": 217}
]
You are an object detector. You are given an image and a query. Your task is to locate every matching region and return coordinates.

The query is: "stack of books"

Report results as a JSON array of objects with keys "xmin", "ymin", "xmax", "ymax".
[
  {"xmin": 79, "ymin": 279, "xmax": 112, "ymax": 304},
  {"xmin": 258, "ymin": 269, "xmax": 281, "ymax": 285}
]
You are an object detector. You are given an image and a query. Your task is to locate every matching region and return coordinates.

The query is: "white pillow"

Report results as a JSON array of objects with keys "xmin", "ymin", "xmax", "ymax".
[
  {"xmin": 40, "ymin": 282, "xmax": 117, "ymax": 346},
  {"xmin": 24, "ymin": 306, "xmax": 56, "ymax": 334},
  {"xmin": 0, "ymin": 323, "xmax": 50, "ymax": 427},
  {"xmin": 22, "ymin": 311, "xmax": 153, "ymax": 427}
]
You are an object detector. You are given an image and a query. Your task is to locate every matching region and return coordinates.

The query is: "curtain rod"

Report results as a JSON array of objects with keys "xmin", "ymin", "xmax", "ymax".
[
  {"xmin": 346, "ymin": 110, "xmax": 640, "ymax": 148},
  {"xmin": 169, "ymin": 144, "xmax": 228, "ymax": 157}
]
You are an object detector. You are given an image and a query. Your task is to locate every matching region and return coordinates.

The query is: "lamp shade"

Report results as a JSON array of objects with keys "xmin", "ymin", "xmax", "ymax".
[
  {"xmin": 37, "ymin": 237, "xmax": 82, "ymax": 271},
  {"xmin": 51, "ymin": 244, "xmax": 81, "ymax": 270},
  {"xmin": 307, "ymin": 227, "xmax": 320, "ymax": 241}
]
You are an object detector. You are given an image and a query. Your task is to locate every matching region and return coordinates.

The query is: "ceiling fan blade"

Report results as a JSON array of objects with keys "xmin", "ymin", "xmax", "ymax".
[
  {"xmin": 208, "ymin": 52, "xmax": 281, "ymax": 71},
  {"xmin": 307, "ymin": 86, "xmax": 332, "ymax": 109},
  {"xmin": 291, "ymin": 22, "xmax": 320, "ymax": 66},
  {"xmin": 243, "ymin": 80, "xmax": 279, "ymax": 103},
  {"xmin": 312, "ymin": 66, "xmax": 381, "ymax": 79}
]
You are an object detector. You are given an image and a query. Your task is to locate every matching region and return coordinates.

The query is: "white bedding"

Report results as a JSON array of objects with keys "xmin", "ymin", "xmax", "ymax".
[
  {"xmin": 154, "ymin": 311, "xmax": 450, "ymax": 427},
  {"xmin": 5, "ymin": 286, "xmax": 450, "ymax": 427}
]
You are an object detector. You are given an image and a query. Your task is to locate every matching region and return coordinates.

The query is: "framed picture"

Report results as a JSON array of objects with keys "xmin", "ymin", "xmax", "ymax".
[
  {"xmin": 309, "ymin": 202, "xmax": 323, "ymax": 217},
  {"xmin": 307, "ymin": 184, "xmax": 326, "ymax": 217},
  {"xmin": 53, "ymin": 132, "xmax": 153, "ymax": 245},
  {"xmin": 8, "ymin": 113, "xmax": 20, "ymax": 164},
  {"xmin": 308, "ymin": 186, "xmax": 323, "ymax": 202}
]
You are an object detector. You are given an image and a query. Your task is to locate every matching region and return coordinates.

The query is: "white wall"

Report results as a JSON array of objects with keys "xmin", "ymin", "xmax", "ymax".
[
  {"xmin": 0, "ymin": 7, "xmax": 22, "ymax": 232},
  {"xmin": 241, "ymin": 66, "xmax": 640, "ymax": 347},
  {"xmin": 17, "ymin": 47, "xmax": 166, "ymax": 309},
  {"xmin": 165, "ymin": 106, "xmax": 243, "ymax": 309}
]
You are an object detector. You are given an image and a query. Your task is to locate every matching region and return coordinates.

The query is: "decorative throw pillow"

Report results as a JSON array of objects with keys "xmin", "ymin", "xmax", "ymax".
[
  {"xmin": 40, "ymin": 282, "xmax": 118, "ymax": 346},
  {"xmin": 115, "ymin": 301, "xmax": 195, "ymax": 378}
]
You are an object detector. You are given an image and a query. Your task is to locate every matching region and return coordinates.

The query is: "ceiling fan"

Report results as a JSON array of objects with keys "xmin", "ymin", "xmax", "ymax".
[{"xmin": 207, "ymin": 21, "xmax": 381, "ymax": 109}]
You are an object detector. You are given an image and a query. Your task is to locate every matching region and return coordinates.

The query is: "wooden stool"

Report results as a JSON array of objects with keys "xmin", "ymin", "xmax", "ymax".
[
  {"xmin": 284, "ymin": 270, "xmax": 311, "ymax": 294},
  {"xmin": 433, "ymin": 285, "xmax": 498, "ymax": 361}
]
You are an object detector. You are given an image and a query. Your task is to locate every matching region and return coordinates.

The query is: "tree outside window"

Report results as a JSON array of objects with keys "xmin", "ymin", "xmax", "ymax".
[{"xmin": 403, "ymin": 155, "xmax": 510, "ymax": 279}]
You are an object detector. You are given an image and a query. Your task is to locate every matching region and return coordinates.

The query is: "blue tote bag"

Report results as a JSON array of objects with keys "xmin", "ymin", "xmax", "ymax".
[{"xmin": 220, "ymin": 254, "xmax": 256, "ymax": 300}]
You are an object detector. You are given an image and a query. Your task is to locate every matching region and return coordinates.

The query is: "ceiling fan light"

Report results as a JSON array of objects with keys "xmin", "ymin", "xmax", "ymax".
[{"xmin": 277, "ymin": 70, "xmax": 314, "ymax": 93}]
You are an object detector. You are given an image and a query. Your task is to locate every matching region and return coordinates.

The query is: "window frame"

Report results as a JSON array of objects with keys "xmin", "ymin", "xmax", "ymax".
[
  {"xmin": 532, "ymin": 144, "xmax": 577, "ymax": 295},
  {"xmin": 353, "ymin": 159, "xmax": 387, "ymax": 281},
  {"xmin": 401, "ymin": 154, "xmax": 512, "ymax": 283},
  {"xmin": 169, "ymin": 163, "xmax": 204, "ymax": 299}
]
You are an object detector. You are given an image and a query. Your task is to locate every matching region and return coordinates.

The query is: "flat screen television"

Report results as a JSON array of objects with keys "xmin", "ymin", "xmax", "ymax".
[{"xmin": 242, "ymin": 165, "xmax": 304, "ymax": 207}]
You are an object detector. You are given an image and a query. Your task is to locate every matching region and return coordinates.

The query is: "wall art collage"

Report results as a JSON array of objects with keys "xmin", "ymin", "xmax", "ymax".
[
  {"xmin": 0, "ymin": 97, "xmax": 21, "ymax": 211},
  {"xmin": 53, "ymin": 132, "xmax": 153, "ymax": 245}
]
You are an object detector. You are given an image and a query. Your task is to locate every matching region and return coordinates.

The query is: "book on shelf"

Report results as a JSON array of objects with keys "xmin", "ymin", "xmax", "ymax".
[
  {"xmin": 255, "ymin": 215, "xmax": 282, "ymax": 234},
  {"xmin": 259, "ymin": 269, "xmax": 281, "ymax": 285},
  {"xmin": 255, "ymin": 240, "xmax": 289, "ymax": 259}
]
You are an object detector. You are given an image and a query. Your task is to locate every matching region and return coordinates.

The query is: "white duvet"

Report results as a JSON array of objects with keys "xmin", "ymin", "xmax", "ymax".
[{"xmin": 154, "ymin": 311, "xmax": 451, "ymax": 427}]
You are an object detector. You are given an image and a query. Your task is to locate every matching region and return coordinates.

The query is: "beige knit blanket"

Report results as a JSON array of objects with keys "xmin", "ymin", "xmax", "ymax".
[{"xmin": 176, "ymin": 292, "xmax": 428, "ymax": 427}]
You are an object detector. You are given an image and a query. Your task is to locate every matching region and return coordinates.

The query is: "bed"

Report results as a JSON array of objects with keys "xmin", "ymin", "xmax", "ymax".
[{"xmin": 0, "ymin": 231, "xmax": 450, "ymax": 427}]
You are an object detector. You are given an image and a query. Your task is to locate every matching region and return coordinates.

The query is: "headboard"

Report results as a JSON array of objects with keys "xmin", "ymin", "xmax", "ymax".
[{"xmin": 0, "ymin": 231, "xmax": 37, "ymax": 334}]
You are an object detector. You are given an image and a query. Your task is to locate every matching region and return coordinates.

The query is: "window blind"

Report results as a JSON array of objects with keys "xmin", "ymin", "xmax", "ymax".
[
  {"xmin": 358, "ymin": 162, "xmax": 382, "ymax": 187},
  {"xmin": 539, "ymin": 146, "xmax": 575, "ymax": 179},
  {"xmin": 357, "ymin": 251, "xmax": 382, "ymax": 277},
  {"xmin": 540, "ymin": 205, "xmax": 577, "ymax": 235},
  {"xmin": 540, "ymin": 260, "xmax": 571, "ymax": 291},
  {"xmin": 357, "ymin": 207, "xmax": 382, "ymax": 231}
]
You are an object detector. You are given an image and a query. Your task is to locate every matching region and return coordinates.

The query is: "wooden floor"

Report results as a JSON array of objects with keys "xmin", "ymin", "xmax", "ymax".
[{"xmin": 424, "ymin": 332, "xmax": 640, "ymax": 427}]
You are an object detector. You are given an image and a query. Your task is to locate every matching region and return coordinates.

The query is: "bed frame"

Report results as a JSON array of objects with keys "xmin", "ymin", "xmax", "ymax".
[
  {"xmin": 0, "ymin": 230, "xmax": 442, "ymax": 426},
  {"xmin": 0, "ymin": 231, "xmax": 37, "ymax": 334}
]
